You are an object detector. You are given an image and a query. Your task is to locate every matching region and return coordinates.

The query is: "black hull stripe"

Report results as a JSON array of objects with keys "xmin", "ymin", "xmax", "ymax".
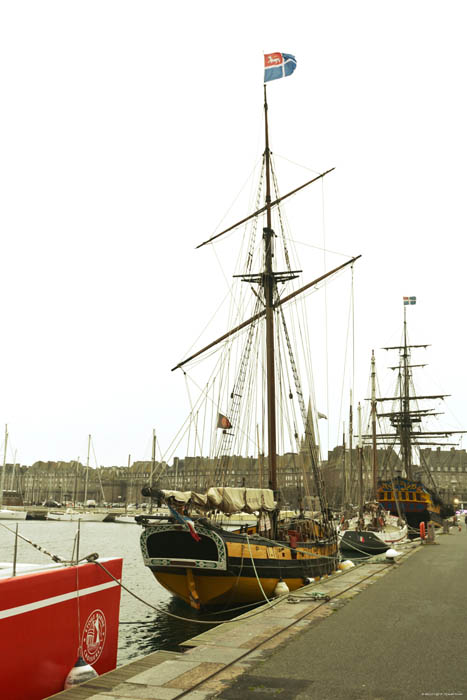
[{"xmin": 151, "ymin": 555, "xmax": 336, "ymax": 579}]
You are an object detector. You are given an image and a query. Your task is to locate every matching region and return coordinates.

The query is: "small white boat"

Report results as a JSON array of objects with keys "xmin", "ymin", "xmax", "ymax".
[
  {"xmin": 338, "ymin": 511, "xmax": 408, "ymax": 554},
  {"xmin": 47, "ymin": 509, "xmax": 108, "ymax": 522},
  {"xmin": 0, "ymin": 426, "xmax": 27, "ymax": 521},
  {"xmin": 0, "ymin": 509, "xmax": 27, "ymax": 521},
  {"xmin": 114, "ymin": 514, "xmax": 137, "ymax": 524}
]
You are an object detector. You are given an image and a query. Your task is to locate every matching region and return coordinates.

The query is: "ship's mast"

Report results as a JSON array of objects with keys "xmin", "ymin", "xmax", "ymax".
[
  {"xmin": 184, "ymin": 84, "xmax": 359, "ymax": 508},
  {"xmin": 371, "ymin": 350, "xmax": 378, "ymax": 498},
  {"xmin": 364, "ymin": 302, "xmax": 466, "ymax": 484},
  {"xmin": 401, "ymin": 305, "xmax": 413, "ymax": 479},
  {"xmin": 357, "ymin": 402, "xmax": 364, "ymax": 511},
  {"xmin": 84, "ymin": 434, "xmax": 91, "ymax": 503},
  {"xmin": 0, "ymin": 424, "xmax": 7, "ymax": 510},
  {"xmin": 263, "ymin": 85, "xmax": 278, "ymax": 492}
]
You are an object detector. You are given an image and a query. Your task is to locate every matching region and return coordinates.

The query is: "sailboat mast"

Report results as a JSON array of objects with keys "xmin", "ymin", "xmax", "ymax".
[
  {"xmin": 349, "ymin": 391, "xmax": 353, "ymax": 502},
  {"xmin": 371, "ymin": 350, "xmax": 378, "ymax": 498},
  {"xmin": 149, "ymin": 429, "xmax": 156, "ymax": 514},
  {"xmin": 342, "ymin": 422, "xmax": 347, "ymax": 505},
  {"xmin": 0, "ymin": 424, "xmax": 8, "ymax": 510},
  {"xmin": 10, "ymin": 449, "xmax": 17, "ymax": 492},
  {"xmin": 263, "ymin": 84, "xmax": 277, "ymax": 492},
  {"xmin": 357, "ymin": 402, "xmax": 363, "ymax": 511},
  {"xmin": 84, "ymin": 434, "xmax": 91, "ymax": 503}
]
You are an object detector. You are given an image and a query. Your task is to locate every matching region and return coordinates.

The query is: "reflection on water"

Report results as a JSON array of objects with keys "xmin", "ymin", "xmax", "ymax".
[
  {"xmin": 118, "ymin": 595, "xmax": 237, "ymax": 659},
  {"xmin": 0, "ymin": 520, "xmax": 241, "ymax": 665}
]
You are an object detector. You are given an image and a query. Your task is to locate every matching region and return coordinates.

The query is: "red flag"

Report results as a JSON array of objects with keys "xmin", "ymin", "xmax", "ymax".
[
  {"xmin": 186, "ymin": 519, "xmax": 201, "ymax": 542},
  {"xmin": 168, "ymin": 505, "xmax": 201, "ymax": 542},
  {"xmin": 217, "ymin": 413, "xmax": 232, "ymax": 429}
]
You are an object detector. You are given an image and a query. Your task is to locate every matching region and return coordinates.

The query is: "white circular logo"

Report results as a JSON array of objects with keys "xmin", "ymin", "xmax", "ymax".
[{"xmin": 82, "ymin": 609, "xmax": 106, "ymax": 665}]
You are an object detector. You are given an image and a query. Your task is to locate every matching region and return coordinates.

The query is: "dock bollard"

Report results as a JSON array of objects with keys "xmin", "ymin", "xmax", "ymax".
[{"xmin": 426, "ymin": 521, "xmax": 435, "ymax": 543}]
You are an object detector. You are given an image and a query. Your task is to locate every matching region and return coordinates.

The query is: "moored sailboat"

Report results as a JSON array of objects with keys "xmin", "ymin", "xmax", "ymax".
[
  {"xmin": 0, "ymin": 425, "xmax": 27, "ymax": 521},
  {"xmin": 337, "ymin": 394, "xmax": 408, "ymax": 555},
  {"xmin": 338, "ymin": 502, "xmax": 408, "ymax": 554},
  {"xmin": 139, "ymin": 54, "xmax": 361, "ymax": 609}
]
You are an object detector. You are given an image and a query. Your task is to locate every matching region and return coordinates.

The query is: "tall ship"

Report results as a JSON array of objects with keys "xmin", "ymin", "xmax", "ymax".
[
  {"xmin": 138, "ymin": 54, "xmax": 360, "ymax": 609},
  {"xmin": 371, "ymin": 298, "xmax": 464, "ymax": 529}
]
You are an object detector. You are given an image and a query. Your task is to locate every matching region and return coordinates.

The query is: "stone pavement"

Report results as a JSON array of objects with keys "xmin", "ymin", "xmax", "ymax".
[
  {"xmin": 215, "ymin": 528, "xmax": 467, "ymax": 700},
  {"xmin": 50, "ymin": 530, "xmax": 466, "ymax": 699}
]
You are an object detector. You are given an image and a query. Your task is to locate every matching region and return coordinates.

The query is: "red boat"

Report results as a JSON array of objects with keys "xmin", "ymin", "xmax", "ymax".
[{"xmin": 0, "ymin": 556, "xmax": 123, "ymax": 700}]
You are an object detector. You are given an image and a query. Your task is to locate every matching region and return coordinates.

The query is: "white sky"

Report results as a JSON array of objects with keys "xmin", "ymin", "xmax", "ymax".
[{"xmin": 1, "ymin": 1, "xmax": 466, "ymax": 467}]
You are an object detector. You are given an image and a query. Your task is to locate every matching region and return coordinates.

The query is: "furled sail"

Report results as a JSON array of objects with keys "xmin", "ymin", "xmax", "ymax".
[{"xmin": 155, "ymin": 487, "xmax": 276, "ymax": 514}]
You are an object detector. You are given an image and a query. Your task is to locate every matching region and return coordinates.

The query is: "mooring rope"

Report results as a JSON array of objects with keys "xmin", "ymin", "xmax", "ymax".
[
  {"xmin": 0, "ymin": 521, "xmax": 66, "ymax": 562},
  {"xmin": 245, "ymin": 532, "xmax": 274, "ymax": 607},
  {"xmin": 92, "ymin": 559, "xmax": 284, "ymax": 625}
]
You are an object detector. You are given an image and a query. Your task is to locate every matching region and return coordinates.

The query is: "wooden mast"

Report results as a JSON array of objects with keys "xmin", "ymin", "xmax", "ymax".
[
  {"xmin": 263, "ymin": 84, "xmax": 277, "ymax": 493},
  {"xmin": 84, "ymin": 434, "xmax": 91, "ymax": 503},
  {"xmin": 0, "ymin": 424, "xmax": 7, "ymax": 511},
  {"xmin": 349, "ymin": 391, "xmax": 353, "ymax": 503},
  {"xmin": 149, "ymin": 429, "xmax": 156, "ymax": 514},
  {"xmin": 342, "ymin": 422, "xmax": 347, "ymax": 506},
  {"xmin": 357, "ymin": 402, "xmax": 363, "ymax": 513},
  {"xmin": 371, "ymin": 350, "xmax": 378, "ymax": 499},
  {"xmin": 401, "ymin": 304, "xmax": 412, "ymax": 479}
]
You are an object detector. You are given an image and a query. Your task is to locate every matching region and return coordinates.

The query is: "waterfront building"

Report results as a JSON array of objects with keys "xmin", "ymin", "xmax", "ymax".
[{"xmin": 2, "ymin": 446, "xmax": 467, "ymax": 509}]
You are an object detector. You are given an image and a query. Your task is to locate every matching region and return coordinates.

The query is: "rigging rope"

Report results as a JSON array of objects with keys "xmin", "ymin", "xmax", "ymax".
[{"xmin": 277, "ymin": 303, "xmax": 330, "ymax": 523}]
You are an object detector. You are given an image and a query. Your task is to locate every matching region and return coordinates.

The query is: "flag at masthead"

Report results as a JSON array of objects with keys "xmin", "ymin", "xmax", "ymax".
[{"xmin": 264, "ymin": 53, "xmax": 297, "ymax": 83}]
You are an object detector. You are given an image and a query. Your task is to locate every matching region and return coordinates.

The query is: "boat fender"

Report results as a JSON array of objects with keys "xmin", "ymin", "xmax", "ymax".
[
  {"xmin": 274, "ymin": 579, "xmax": 290, "ymax": 596},
  {"xmin": 378, "ymin": 517, "xmax": 384, "ymax": 528},
  {"xmin": 338, "ymin": 560, "xmax": 355, "ymax": 571},
  {"xmin": 419, "ymin": 522, "xmax": 426, "ymax": 540},
  {"xmin": 385, "ymin": 548, "xmax": 401, "ymax": 561},
  {"xmin": 64, "ymin": 656, "xmax": 98, "ymax": 689}
]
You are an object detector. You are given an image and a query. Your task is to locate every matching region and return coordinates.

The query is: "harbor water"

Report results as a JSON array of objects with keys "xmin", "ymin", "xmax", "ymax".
[{"xmin": 0, "ymin": 520, "xmax": 229, "ymax": 665}]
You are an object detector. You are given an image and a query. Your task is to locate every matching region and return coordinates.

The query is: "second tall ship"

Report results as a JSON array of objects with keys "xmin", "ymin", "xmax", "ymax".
[{"xmin": 372, "ymin": 298, "xmax": 464, "ymax": 530}]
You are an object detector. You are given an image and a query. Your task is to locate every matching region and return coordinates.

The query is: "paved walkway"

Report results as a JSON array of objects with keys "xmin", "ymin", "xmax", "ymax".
[
  {"xmin": 217, "ymin": 528, "xmax": 467, "ymax": 700},
  {"xmin": 50, "ymin": 530, "xmax": 467, "ymax": 700}
]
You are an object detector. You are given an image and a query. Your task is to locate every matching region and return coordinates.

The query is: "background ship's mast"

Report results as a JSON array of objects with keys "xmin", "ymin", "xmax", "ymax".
[
  {"xmin": 401, "ymin": 305, "xmax": 413, "ymax": 479},
  {"xmin": 367, "ymin": 301, "xmax": 466, "ymax": 490},
  {"xmin": 371, "ymin": 350, "xmax": 378, "ymax": 497}
]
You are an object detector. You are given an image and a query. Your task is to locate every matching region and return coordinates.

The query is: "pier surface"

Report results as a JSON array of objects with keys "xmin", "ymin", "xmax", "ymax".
[{"xmin": 50, "ymin": 529, "xmax": 467, "ymax": 699}]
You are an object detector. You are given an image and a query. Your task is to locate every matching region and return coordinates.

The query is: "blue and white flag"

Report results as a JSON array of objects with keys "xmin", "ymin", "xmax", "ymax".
[{"xmin": 264, "ymin": 53, "xmax": 297, "ymax": 83}]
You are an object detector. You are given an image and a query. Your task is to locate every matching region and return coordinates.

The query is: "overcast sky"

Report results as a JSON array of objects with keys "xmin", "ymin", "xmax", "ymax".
[{"xmin": 1, "ymin": 1, "xmax": 466, "ymax": 467}]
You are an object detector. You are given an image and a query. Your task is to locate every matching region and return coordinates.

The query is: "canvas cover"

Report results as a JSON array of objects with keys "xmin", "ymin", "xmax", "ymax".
[{"xmin": 160, "ymin": 487, "xmax": 275, "ymax": 514}]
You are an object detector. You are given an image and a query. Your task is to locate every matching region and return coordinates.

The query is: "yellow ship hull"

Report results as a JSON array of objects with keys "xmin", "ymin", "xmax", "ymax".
[{"xmin": 140, "ymin": 520, "xmax": 338, "ymax": 609}]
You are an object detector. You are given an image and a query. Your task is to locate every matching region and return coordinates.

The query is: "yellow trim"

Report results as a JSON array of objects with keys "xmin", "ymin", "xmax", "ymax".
[
  {"xmin": 186, "ymin": 568, "xmax": 201, "ymax": 610},
  {"xmin": 153, "ymin": 570, "xmax": 310, "ymax": 607},
  {"xmin": 226, "ymin": 541, "xmax": 336, "ymax": 561}
]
